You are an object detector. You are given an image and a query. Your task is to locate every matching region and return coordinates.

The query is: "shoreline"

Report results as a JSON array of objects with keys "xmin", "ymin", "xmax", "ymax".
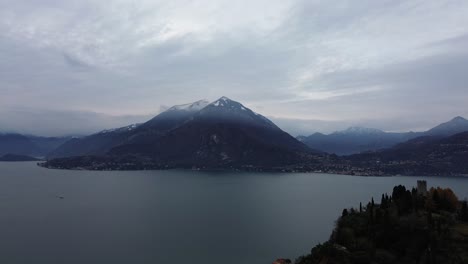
[{"xmin": 36, "ymin": 161, "xmax": 468, "ymax": 178}]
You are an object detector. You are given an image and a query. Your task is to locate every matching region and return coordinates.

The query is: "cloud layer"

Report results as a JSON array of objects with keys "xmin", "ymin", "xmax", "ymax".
[{"xmin": 1, "ymin": 0, "xmax": 468, "ymax": 136}]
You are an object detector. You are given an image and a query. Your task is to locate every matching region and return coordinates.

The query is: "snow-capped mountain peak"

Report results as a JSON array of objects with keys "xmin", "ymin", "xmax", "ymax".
[
  {"xmin": 210, "ymin": 96, "xmax": 240, "ymax": 108},
  {"xmin": 196, "ymin": 96, "xmax": 278, "ymax": 129},
  {"xmin": 166, "ymin": 99, "xmax": 209, "ymax": 112},
  {"xmin": 208, "ymin": 96, "xmax": 249, "ymax": 111}
]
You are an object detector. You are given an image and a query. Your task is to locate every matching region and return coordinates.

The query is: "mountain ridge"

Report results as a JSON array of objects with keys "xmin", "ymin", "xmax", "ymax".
[
  {"xmin": 297, "ymin": 116, "xmax": 468, "ymax": 155},
  {"xmin": 48, "ymin": 100, "xmax": 214, "ymax": 159},
  {"xmin": 343, "ymin": 131, "xmax": 468, "ymax": 176}
]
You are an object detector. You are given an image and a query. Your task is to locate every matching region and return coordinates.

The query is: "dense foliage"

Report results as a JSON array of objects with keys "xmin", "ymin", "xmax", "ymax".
[{"xmin": 295, "ymin": 184, "xmax": 468, "ymax": 264}]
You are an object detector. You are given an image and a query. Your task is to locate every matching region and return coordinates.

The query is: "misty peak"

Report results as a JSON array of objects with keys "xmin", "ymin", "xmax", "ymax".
[
  {"xmin": 426, "ymin": 115, "xmax": 468, "ymax": 136},
  {"xmin": 193, "ymin": 96, "xmax": 278, "ymax": 129},
  {"xmin": 166, "ymin": 100, "xmax": 210, "ymax": 112},
  {"xmin": 450, "ymin": 116, "xmax": 467, "ymax": 122}
]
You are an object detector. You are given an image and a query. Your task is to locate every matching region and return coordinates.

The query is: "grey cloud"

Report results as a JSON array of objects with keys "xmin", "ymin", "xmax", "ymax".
[
  {"xmin": 0, "ymin": 107, "xmax": 153, "ymax": 137},
  {"xmin": 267, "ymin": 45, "xmax": 468, "ymax": 132},
  {"xmin": 63, "ymin": 53, "xmax": 91, "ymax": 70},
  {"xmin": 0, "ymin": 0, "xmax": 467, "ymax": 136}
]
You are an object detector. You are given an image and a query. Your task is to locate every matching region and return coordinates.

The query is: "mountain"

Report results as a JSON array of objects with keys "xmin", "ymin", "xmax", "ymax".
[
  {"xmin": 0, "ymin": 133, "xmax": 40, "ymax": 156},
  {"xmin": 298, "ymin": 127, "xmax": 417, "ymax": 155},
  {"xmin": 48, "ymin": 100, "xmax": 210, "ymax": 159},
  {"xmin": 47, "ymin": 124, "xmax": 141, "ymax": 159},
  {"xmin": 110, "ymin": 96, "xmax": 314, "ymax": 168},
  {"xmin": 346, "ymin": 131, "xmax": 468, "ymax": 176},
  {"xmin": 425, "ymin": 116, "xmax": 468, "ymax": 136},
  {"xmin": 45, "ymin": 97, "xmax": 318, "ymax": 170},
  {"xmin": 26, "ymin": 136, "xmax": 71, "ymax": 156},
  {"xmin": 0, "ymin": 133, "xmax": 69, "ymax": 157},
  {"xmin": 298, "ymin": 116, "xmax": 468, "ymax": 155},
  {"xmin": 123, "ymin": 100, "xmax": 210, "ymax": 144},
  {"xmin": 0, "ymin": 154, "xmax": 40, "ymax": 161}
]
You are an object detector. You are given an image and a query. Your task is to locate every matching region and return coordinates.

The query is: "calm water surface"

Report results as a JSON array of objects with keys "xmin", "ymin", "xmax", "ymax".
[{"xmin": 0, "ymin": 162, "xmax": 467, "ymax": 264}]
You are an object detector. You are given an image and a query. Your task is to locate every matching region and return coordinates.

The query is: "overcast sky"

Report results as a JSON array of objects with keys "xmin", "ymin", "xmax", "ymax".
[{"xmin": 1, "ymin": 0, "xmax": 468, "ymax": 136}]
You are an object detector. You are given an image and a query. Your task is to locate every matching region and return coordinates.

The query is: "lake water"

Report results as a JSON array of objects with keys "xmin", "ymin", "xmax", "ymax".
[{"xmin": 0, "ymin": 162, "xmax": 467, "ymax": 264}]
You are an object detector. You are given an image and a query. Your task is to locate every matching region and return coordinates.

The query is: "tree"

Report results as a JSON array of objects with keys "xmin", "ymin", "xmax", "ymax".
[
  {"xmin": 432, "ymin": 188, "xmax": 440, "ymax": 204},
  {"xmin": 460, "ymin": 200, "xmax": 468, "ymax": 222},
  {"xmin": 342, "ymin": 208, "xmax": 349, "ymax": 217},
  {"xmin": 429, "ymin": 187, "xmax": 458, "ymax": 212},
  {"xmin": 381, "ymin": 194, "xmax": 386, "ymax": 208}
]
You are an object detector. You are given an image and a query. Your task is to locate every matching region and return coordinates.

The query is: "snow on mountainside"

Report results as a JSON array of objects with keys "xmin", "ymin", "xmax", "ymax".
[
  {"xmin": 211, "ymin": 96, "xmax": 245, "ymax": 109},
  {"xmin": 98, "ymin": 123, "xmax": 140, "ymax": 134},
  {"xmin": 196, "ymin": 96, "xmax": 278, "ymax": 129},
  {"xmin": 137, "ymin": 100, "xmax": 210, "ymax": 131},
  {"xmin": 166, "ymin": 99, "xmax": 209, "ymax": 112}
]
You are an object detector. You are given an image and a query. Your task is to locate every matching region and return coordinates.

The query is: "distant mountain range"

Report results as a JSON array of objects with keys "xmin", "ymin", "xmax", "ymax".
[
  {"xmin": 0, "ymin": 133, "xmax": 70, "ymax": 157},
  {"xmin": 297, "ymin": 116, "xmax": 468, "ymax": 155},
  {"xmin": 3, "ymin": 97, "xmax": 468, "ymax": 175}
]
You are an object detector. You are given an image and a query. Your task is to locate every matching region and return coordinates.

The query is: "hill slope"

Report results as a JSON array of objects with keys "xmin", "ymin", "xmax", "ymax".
[
  {"xmin": 0, "ymin": 133, "xmax": 40, "ymax": 156},
  {"xmin": 346, "ymin": 131, "xmax": 468, "ymax": 175},
  {"xmin": 48, "ymin": 100, "xmax": 210, "ymax": 158}
]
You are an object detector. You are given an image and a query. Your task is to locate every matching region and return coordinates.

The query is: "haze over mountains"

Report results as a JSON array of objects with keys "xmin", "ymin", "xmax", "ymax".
[
  {"xmin": 345, "ymin": 131, "xmax": 468, "ymax": 176},
  {"xmin": 2, "ymin": 97, "xmax": 468, "ymax": 175},
  {"xmin": 297, "ymin": 116, "xmax": 468, "ymax": 155},
  {"xmin": 0, "ymin": 133, "xmax": 70, "ymax": 157}
]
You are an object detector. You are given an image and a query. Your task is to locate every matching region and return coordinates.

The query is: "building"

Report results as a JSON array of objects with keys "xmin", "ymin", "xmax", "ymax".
[{"xmin": 417, "ymin": 180, "xmax": 427, "ymax": 196}]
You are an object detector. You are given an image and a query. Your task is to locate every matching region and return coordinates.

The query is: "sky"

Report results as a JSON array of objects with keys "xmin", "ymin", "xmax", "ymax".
[{"xmin": 1, "ymin": 0, "xmax": 468, "ymax": 136}]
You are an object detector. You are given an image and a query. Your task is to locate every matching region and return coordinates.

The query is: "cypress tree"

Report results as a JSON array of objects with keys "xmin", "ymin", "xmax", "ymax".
[
  {"xmin": 342, "ymin": 208, "xmax": 349, "ymax": 217},
  {"xmin": 461, "ymin": 201, "xmax": 468, "ymax": 222}
]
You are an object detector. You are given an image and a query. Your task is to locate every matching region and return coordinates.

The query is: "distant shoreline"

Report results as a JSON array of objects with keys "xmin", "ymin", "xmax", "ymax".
[{"xmin": 36, "ymin": 161, "xmax": 468, "ymax": 178}]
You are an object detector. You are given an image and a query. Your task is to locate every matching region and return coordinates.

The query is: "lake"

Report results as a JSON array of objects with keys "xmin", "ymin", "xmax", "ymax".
[{"xmin": 0, "ymin": 162, "xmax": 467, "ymax": 264}]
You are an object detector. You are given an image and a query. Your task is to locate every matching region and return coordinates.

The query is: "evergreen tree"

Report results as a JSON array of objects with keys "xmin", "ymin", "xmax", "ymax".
[
  {"xmin": 461, "ymin": 200, "xmax": 468, "ymax": 222},
  {"xmin": 342, "ymin": 208, "xmax": 349, "ymax": 217},
  {"xmin": 432, "ymin": 189, "xmax": 440, "ymax": 204}
]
